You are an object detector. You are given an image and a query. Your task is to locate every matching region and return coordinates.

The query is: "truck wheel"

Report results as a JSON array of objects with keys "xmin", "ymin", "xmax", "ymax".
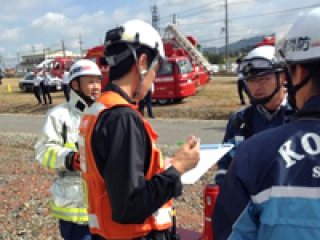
[
  {"xmin": 173, "ymin": 98, "xmax": 183, "ymax": 104},
  {"xmin": 157, "ymin": 99, "xmax": 169, "ymax": 105}
]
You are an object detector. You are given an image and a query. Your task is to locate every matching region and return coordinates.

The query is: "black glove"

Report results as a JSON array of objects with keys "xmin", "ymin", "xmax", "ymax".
[{"xmin": 65, "ymin": 151, "xmax": 80, "ymax": 171}]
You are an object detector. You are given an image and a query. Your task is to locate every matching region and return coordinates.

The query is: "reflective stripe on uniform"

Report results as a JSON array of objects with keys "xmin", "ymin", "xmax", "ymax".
[
  {"xmin": 88, "ymin": 213, "xmax": 99, "ymax": 228},
  {"xmin": 43, "ymin": 147, "xmax": 59, "ymax": 168},
  {"xmin": 215, "ymin": 169, "xmax": 228, "ymax": 177},
  {"xmin": 252, "ymin": 186, "xmax": 320, "ymax": 204},
  {"xmin": 153, "ymin": 207, "xmax": 172, "ymax": 225},
  {"xmin": 64, "ymin": 142, "xmax": 77, "ymax": 150},
  {"xmin": 50, "ymin": 201, "xmax": 88, "ymax": 223},
  {"xmin": 78, "ymin": 136, "xmax": 87, "ymax": 172}
]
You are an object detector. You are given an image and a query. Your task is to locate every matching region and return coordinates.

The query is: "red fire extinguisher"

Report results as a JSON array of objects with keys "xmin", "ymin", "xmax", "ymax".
[{"xmin": 201, "ymin": 184, "xmax": 220, "ymax": 240}]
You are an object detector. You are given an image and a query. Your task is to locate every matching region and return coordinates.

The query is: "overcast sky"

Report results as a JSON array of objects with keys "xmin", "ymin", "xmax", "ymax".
[{"xmin": 1, "ymin": 0, "xmax": 320, "ymax": 67}]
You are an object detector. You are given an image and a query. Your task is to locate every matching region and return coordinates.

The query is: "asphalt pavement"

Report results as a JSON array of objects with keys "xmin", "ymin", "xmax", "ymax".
[{"xmin": 0, "ymin": 114, "xmax": 227, "ymax": 145}]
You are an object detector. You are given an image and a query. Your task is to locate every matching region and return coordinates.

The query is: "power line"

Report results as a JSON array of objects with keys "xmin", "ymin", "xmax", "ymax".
[
  {"xmin": 232, "ymin": 3, "xmax": 320, "ymax": 21},
  {"xmin": 159, "ymin": 1, "xmax": 223, "ymax": 21},
  {"xmin": 159, "ymin": 0, "xmax": 252, "ymax": 22},
  {"xmin": 178, "ymin": 0, "xmax": 254, "ymax": 18},
  {"xmin": 168, "ymin": 3, "xmax": 320, "ymax": 26}
]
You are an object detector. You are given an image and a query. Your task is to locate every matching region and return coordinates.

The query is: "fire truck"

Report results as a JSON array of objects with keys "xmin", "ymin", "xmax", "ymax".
[
  {"xmin": 85, "ymin": 24, "xmax": 211, "ymax": 104},
  {"xmin": 255, "ymin": 35, "xmax": 275, "ymax": 48},
  {"xmin": 51, "ymin": 57, "xmax": 74, "ymax": 79},
  {"xmin": 36, "ymin": 57, "xmax": 74, "ymax": 78},
  {"xmin": 163, "ymin": 26, "xmax": 211, "ymax": 87},
  {"xmin": 84, "ymin": 45, "xmax": 109, "ymax": 88},
  {"xmin": 151, "ymin": 24, "xmax": 211, "ymax": 104}
]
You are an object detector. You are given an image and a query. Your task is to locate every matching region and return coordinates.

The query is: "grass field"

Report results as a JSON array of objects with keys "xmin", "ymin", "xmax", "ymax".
[{"xmin": 0, "ymin": 76, "xmax": 244, "ymax": 119}]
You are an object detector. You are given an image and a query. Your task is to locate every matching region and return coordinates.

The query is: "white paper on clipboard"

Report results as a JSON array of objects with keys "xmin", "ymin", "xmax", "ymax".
[{"xmin": 181, "ymin": 144, "xmax": 233, "ymax": 184}]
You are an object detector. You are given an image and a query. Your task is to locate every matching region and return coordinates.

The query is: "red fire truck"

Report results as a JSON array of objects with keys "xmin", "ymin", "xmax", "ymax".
[
  {"xmin": 164, "ymin": 24, "xmax": 211, "ymax": 88},
  {"xmin": 255, "ymin": 35, "xmax": 275, "ymax": 48},
  {"xmin": 51, "ymin": 57, "xmax": 74, "ymax": 79},
  {"xmin": 85, "ymin": 24, "xmax": 211, "ymax": 104},
  {"xmin": 85, "ymin": 43, "xmax": 198, "ymax": 104},
  {"xmin": 153, "ymin": 55, "xmax": 196, "ymax": 104},
  {"xmin": 85, "ymin": 45, "xmax": 109, "ymax": 88}
]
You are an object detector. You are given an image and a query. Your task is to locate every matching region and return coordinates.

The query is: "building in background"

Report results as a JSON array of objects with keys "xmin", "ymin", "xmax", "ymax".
[{"xmin": 17, "ymin": 50, "xmax": 80, "ymax": 74}]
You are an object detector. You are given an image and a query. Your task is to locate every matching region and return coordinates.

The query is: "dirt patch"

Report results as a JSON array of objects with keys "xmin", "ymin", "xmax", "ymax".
[
  {"xmin": 0, "ymin": 145, "xmax": 217, "ymax": 239},
  {"xmin": 0, "ymin": 77, "xmax": 245, "ymax": 120}
]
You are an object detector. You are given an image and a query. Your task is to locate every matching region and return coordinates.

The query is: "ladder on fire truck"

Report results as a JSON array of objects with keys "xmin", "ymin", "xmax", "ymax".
[{"xmin": 165, "ymin": 24, "xmax": 212, "ymax": 72}]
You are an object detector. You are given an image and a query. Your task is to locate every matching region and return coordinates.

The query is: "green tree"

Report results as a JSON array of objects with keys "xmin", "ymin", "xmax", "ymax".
[{"xmin": 203, "ymin": 52, "xmax": 224, "ymax": 64}]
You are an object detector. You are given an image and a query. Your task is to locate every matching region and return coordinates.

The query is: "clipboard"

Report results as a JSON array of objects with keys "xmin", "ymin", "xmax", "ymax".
[{"xmin": 181, "ymin": 144, "xmax": 234, "ymax": 184}]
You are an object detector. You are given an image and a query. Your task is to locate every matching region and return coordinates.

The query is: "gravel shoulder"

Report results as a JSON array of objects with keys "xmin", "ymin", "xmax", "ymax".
[{"xmin": 0, "ymin": 143, "xmax": 216, "ymax": 239}]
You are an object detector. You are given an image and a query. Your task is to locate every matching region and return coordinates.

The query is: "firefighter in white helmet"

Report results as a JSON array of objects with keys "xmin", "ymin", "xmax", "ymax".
[
  {"xmin": 212, "ymin": 7, "xmax": 320, "ymax": 240},
  {"xmin": 79, "ymin": 19, "xmax": 200, "ymax": 240},
  {"xmin": 35, "ymin": 59, "xmax": 102, "ymax": 240},
  {"xmin": 214, "ymin": 45, "xmax": 293, "ymax": 187}
]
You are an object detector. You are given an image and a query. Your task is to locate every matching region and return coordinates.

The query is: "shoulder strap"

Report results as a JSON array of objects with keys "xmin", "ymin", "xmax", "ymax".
[{"xmin": 233, "ymin": 106, "xmax": 254, "ymax": 139}]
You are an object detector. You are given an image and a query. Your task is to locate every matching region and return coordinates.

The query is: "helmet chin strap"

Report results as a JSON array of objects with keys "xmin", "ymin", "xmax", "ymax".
[
  {"xmin": 246, "ymin": 72, "xmax": 281, "ymax": 106},
  {"xmin": 74, "ymin": 78, "xmax": 95, "ymax": 106},
  {"xmin": 133, "ymin": 68, "xmax": 147, "ymax": 100},
  {"xmin": 287, "ymin": 74, "xmax": 311, "ymax": 110},
  {"xmin": 133, "ymin": 55, "xmax": 159, "ymax": 100},
  {"xmin": 77, "ymin": 91, "xmax": 95, "ymax": 106}
]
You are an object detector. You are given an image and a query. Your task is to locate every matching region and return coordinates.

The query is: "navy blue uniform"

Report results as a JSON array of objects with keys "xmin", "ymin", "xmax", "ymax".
[
  {"xmin": 215, "ymin": 101, "xmax": 293, "ymax": 186},
  {"xmin": 213, "ymin": 96, "xmax": 320, "ymax": 240}
]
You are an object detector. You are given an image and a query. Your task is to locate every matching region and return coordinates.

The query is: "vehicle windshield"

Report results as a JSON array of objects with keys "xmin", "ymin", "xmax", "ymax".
[
  {"xmin": 157, "ymin": 62, "xmax": 174, "ymax": 76},
  {"xmin": 177, "ymin": 59, "xmax": 193, "ymax": 74},
  {"xmin": 25, "ymin": 74, "xmax": 34, "ymax": 80}
]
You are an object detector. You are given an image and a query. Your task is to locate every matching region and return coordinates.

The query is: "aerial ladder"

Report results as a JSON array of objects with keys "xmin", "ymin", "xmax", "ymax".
[{"xmin": 165, "ymin": 24, "xmax": 212, "ymax": 73}]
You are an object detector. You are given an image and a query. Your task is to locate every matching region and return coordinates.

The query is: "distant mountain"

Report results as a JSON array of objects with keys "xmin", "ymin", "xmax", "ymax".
[{"xmin": 203, "ymin": 35, "xmax": 265, "ymax": 55}]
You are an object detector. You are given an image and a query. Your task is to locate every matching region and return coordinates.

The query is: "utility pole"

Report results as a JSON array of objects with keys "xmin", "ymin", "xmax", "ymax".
[
  {"xmin": 1, "ymin": 56, "xmax": 6, "ymax": 69},
  {"xmin": 79, "ymin": 34, "xmax": 83, "ymax": 57},
  {"xmin": 225, "ymin": 0, "xmax": 229, "ymax": 72},
  {"xmin": 16, "ymin": 52, "xmax": 20, "ymax": 65},
  {"xmin": 172, "ymin": 13, "xmax": 177, "ymax": 24},
  {"xmin": 61, "ymin": 39, "xmax": 66, "ymax": 57},
  {"xmin": 151, "ymin": 4, "xmax": 160, "ymax": 32}
]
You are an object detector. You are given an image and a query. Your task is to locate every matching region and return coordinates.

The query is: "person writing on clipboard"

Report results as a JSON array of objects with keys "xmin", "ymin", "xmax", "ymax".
[{"xmin": 79, "ymin": 19, "xmax": 200, "ymax": 240}]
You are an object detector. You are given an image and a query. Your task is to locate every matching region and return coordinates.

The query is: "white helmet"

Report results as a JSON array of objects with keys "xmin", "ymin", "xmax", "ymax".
[
  {"xmin": 68, "ymin": 59, "xmax": 102, "ymax": 83},
  {"xmin": 282, "ymin": 7, "xmax": 320, "ymax": 64},
  {"xmin": 239, "ymin": 45, "xmax": 284, "ymax": 78},
  {"xmin": 104, "ymin": 19, "xmax": 165, "ymax": 66},
  {"xmin": 239, "ymin": 45, "xmax": 285, "ymax": 105},
  {"xmin": 246, "ymin": 45, "xmax": 276, "ymax": 61}
]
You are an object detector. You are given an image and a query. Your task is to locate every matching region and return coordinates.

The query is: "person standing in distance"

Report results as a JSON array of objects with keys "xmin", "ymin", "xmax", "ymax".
[
  {"xmin": 138, "ymin": 83, "xmax": 155, "ymax": 118},
  {"xmin": 236, "ymin": 57, "xmax": 248, "ymax": 105},
  {"xmin": 79, "ymin": 19, "xmax": 200, "ymax": 240},
  {"xmin": 62, "ymin": 65, "xmax": 71, "ymax": 101},
  {"xmin": 35, "ymin": 59, "xmax": 102, "ymax": 240},
  {"xmin": 33, "ymin": 69, "xmax": 44, "ymax": 104},
  {"xmin": 40, "ymin": 68, "xmax": 52, "ymax": 104}
]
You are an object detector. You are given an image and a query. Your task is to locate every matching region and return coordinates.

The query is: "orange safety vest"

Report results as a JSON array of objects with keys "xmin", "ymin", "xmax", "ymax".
[{"xmin": 79, "ymin": 91, "xmax": 173, "ymax": 239}]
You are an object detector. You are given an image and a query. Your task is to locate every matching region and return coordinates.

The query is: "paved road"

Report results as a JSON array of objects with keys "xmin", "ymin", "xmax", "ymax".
[{"xmin": 0, "ymin": 114, "xmax": 227, "ymax": 145}]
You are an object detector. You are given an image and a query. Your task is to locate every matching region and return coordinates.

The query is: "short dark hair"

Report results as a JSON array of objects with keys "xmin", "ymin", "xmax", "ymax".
[{"xmin": 106, "ymin": 43, "xmax": 158, "ymax": 81}]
